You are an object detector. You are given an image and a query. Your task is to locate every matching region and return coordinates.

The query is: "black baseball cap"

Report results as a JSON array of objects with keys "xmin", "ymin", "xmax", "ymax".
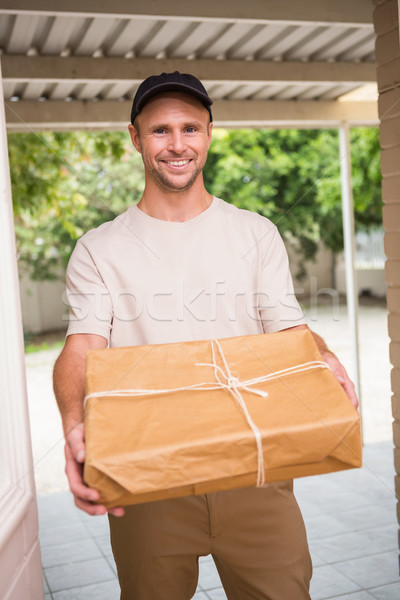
[{"xmin": 130, "ymin": 71, "xmax": 213, "ymax": 124}]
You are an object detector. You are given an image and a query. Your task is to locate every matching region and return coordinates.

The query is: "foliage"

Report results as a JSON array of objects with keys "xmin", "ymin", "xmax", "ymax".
[
  {"xmin": 205, "ymin": 127, "xmax": 382, "ymax": 274},
  {"xmin": 23, "ymin": 329, "xmax": 65, "ymax": 353},
  {"xmin": 9, "ymin": 131, "xmax": 144, "ymax": 280},
  {"xmin": 24, "ymin": 338, "xmax": 64, "ymax": 354},
  {"xmin": 9, "ymin": 127, "xmax": 381, "ymax": 282}
]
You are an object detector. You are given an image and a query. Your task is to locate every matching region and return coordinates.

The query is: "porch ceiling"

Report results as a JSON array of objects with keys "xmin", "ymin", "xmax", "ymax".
[{"xmin": 0, "ymin": 1, "xmax": 378, "ymax": 130}]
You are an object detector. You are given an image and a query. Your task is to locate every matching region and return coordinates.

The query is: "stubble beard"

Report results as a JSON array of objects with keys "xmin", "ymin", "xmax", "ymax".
[{"xmin": 146, "ymin": 156, "xmax": 205, "ymax": 193}]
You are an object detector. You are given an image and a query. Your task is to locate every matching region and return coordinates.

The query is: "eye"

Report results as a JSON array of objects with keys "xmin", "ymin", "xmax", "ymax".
[
  {"xmin": 185, "ymin": 126, "xmax": 197, "ymax": 133},
  {"xmin": 154, "ymin": 128, "xmax": 166, "ymax": 134}
]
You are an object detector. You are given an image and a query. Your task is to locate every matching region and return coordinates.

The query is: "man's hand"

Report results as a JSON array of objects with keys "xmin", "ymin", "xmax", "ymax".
[
  {"xmin": 284, "ymin": 325, "xmax": 359, "ymax": 409},
  {"xmin": 320, "ymin": 349, "xmax": 359, "ymax": 409},
  {"xmin": 65, "ymin": 422, "xmax": 125, "ymax": 517},
  {"xmin": 54, "ymin": 333, "xmax": 124, "ymax": 517}
]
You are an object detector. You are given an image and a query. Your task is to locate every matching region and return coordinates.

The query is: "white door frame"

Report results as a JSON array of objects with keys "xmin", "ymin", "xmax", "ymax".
[{"xmin": 0, "ymin": 57, "xmax": 44, "ymax": 600}]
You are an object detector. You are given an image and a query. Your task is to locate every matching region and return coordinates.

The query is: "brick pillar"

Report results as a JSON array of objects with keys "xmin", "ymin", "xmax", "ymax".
[{"xmin": 373, "ymin": 0, "xmax": 400, "ymax": 548}]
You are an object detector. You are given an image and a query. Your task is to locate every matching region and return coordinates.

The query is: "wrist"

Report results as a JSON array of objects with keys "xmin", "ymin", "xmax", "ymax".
[{"xmin": 63, "ymin": 417, "xmax": 84, "ymax": 439}]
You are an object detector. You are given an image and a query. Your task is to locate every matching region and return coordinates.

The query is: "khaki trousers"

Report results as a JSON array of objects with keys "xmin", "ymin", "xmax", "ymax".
[{"xmin": 109, "ymin": 481, "xmax": 312, "ymax": 600}]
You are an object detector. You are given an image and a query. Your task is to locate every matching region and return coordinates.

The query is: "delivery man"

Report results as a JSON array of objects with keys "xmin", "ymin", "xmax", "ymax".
[{"xmin": 53, "ymin": 71, "xmax": 358, "ymax": 600}]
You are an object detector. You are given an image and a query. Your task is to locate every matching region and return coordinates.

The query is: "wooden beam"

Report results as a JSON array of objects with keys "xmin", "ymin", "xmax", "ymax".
[
  {"xmin": 0, "ymin": 0, "xmax": 373, "ymax": 25},
  {"xmin": 214, "ymin": 100, "xmax": 378, "ymax": 128},
  {"xmin": 5, "ymin": 99, "xmax": 378, "ymax": 131},
  {"xmin": 2, "ymin": 56, "xmax": 377, "ymax": 85}
]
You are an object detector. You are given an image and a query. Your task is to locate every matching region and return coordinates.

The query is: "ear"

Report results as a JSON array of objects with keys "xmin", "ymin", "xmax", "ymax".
[
  {"xmin": 128, "ymin": 123, "xmax": 141, "ymax": 153},
  {"xmin": 207, "ymin": 121, "xmax": 213, "ymax": 149}
]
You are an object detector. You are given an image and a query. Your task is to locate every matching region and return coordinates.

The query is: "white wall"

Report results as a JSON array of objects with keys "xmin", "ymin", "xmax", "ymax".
[
  {"xmin": 19, "ymin": 273, "xmax": 67, "ymax": 334},
  {"xmin": 288, "ymin": 242, "xmax": 333, "ymax": 295},
  {"xmin": 335, "ymin": 255, "xmax": 387, "ymax": 298},
  {"xmin": 289, "ymin": 243, "xmax": 387, "ymax": 299}
]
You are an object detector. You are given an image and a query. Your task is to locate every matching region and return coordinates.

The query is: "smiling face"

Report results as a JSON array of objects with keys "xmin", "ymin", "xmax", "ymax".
[{"xmin": 128, "ymin": 92, "xmax": 213, "ymax": 194}]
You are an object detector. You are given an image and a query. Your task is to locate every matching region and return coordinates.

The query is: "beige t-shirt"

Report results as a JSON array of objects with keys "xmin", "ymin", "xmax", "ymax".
[{"xmin": 66, "ymin": 196, "xmax": 305, "ymax": 347}]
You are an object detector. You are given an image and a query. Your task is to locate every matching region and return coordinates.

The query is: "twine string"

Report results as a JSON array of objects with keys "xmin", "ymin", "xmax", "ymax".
[{"xmin": 200, "ymin": 340, "xmax": 267, "ymax": 486}]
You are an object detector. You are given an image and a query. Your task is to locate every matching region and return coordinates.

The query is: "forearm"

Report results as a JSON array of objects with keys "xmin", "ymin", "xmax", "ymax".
[
  {"xmin": 53, "ymin": 347, "xmax": 86, "ymax": 434},
  {"xmin": 53, "ymin": 333, "xmax": 107, "ymax": 434}
]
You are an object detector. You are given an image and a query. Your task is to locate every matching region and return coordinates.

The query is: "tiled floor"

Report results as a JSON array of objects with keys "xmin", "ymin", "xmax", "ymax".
[{"xmin": 38, "ymin": 441, "xmax": 399, "ymax": 599}]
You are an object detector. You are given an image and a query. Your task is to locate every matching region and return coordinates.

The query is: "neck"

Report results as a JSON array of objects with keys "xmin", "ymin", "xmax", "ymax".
[{"xmin": 137, "ymin": 176, "xmax": 213, "ymax": 222}]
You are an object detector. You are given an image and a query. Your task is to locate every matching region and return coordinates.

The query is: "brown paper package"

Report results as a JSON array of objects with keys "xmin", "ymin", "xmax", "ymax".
[{"xmin": 84, "ymin": 328, "xmax": 362, "ymax": 508}]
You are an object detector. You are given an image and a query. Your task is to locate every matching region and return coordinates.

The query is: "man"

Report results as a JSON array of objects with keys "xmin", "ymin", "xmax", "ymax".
[{"xmin": 53, "ymin": 71, "xmax": 357, "ymax": 599}]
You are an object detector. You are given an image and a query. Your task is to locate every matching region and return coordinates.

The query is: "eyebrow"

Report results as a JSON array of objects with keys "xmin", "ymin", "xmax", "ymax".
[{"xmin": 150, "ymin": 120, "xmax": 205, "ymax": 130}]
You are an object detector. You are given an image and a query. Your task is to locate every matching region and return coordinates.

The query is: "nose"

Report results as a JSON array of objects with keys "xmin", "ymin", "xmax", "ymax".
[{"xmin": 168, "ymin": 130, "xmax": 186, "ymax": 154}]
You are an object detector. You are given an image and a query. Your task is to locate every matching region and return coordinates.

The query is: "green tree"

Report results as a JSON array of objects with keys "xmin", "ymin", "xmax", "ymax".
[
  {"xmin": 9, "ymin": 131, "xmax": 144, "ymax": 280},
  {"xmin": 204, "ymin": 127, "xmax": 382, "ymax": 275},
  {"xmin": 312, "ymin": 127, "xmax": 382, "ymax": 254}
]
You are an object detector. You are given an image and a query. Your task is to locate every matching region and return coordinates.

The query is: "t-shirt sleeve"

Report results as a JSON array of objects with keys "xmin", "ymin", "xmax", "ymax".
[
  {"xmin": 258, "ymin": 226, "xmax": 306, "ymax": 333},
  {"xmin": 65, "ymin": 240, "xmax": 113, "ymax": 342}
]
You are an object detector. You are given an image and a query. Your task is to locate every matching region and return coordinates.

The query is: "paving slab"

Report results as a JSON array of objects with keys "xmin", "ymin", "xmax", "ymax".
[
  {"xmin": 39, "ymin": 520, "xmax": 89, "ymax": 548},
  {"xmin": 334, "ymin": 551, "xmax": 399, "ymax": 590},
  {"xmin": 40, "ymin": 537, "xmax": 102, "ymax": 568},
  {"xmin": 52, "ymin": 579, "xmax": 121, "ymax": 600},
  {"xmin": 206, "ymin": 589, "xmax": 228, "ymax": 599},
  {"xmin": 369, "ymin": 581, "xmax": 400, "ymax": 599},
  {"xmin": 325, "ymin": 593, "xmax": 376, "ymax": 600},
  {"xmin": 310, "ymin": 564, "xmax": 362, "ymax": 599},
  {"xmin": 44, "ymin": 556, "xmax": 115, "ymax": 593},
  {"xmin": 197, "ymin": 559, "xmax": 224, "ymax": 591},
  {"xmin": 309, "ymin": 525, "xmax": 398, "ymax": 564}
]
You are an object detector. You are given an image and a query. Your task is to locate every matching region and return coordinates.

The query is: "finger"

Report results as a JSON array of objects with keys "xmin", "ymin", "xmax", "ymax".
[
  {"xmin": 328, "ymin": 363, "xmax": 346, "ymax": 384},
  {"xmin": 322, "ymin": 353, "xmax": 359, "ymax": 408},
  {"xmin": 108, "ymin": 507, "xmax": 125, "ymax": 517},
  {"xmin": 65, "ymin": 443, "xmax": 100, "ymax": 502},
  {"xmin": 67, "ymin": 473, "xmax": 100, "ymax": 502},
  {"xmin": 335, "ymin": 371, "xmax": 359, "ymax": 408},
  {"xmin": 66, "ymin": 463, "xmax": 100, "ymax": 502},
  {"xmin": 74, "ymin": 496, "xmax": 108, "ymax": 516},
  {"xmin": 74, "ymin": 492, "xmax": 123, "ymax": 517},
  {"xmin": 66, "ymin": 464, "xmax": 99, "ymax": 501},
  {"xmin": 342, "ymin": 379, "xmax": 359, "ymax": 409},
  {"xmin": 335, "ymin": 373, "xmax": 346, "ymax": 384},
  {"xmin": 65, "ymin": 426, "xmax": 125, "ymax": 517}
]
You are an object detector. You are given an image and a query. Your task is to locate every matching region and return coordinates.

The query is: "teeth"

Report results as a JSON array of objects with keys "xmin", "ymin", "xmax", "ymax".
[{"xmin": 167, "ymin": 160, "xmax": 190, "ymax": 166}]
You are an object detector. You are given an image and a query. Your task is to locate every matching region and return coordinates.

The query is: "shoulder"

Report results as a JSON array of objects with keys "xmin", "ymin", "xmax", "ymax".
[
  {"xmin": 67, "ymin": 207, "xmax": 134, "ymax": 272},
  {"xmin": 76, "ymin": 206, "xmax": 134, "ymax": 253},
  {"xmin": 215, "ymin": 198, "xmax": 288, "ymax": 262},
  {"xmin": 216, "ymin": 196, "xmax": 276, "ymax": 235}
]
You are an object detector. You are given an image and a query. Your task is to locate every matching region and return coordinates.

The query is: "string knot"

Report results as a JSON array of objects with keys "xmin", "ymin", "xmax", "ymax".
[{"xmin": 228, "ymin": 376, "xmax": 240, "ymax": 388}]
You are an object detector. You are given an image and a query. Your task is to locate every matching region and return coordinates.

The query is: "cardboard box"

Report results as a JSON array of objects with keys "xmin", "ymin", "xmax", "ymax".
[{"xmin": 84, "ymin": 328, "xmax": 362, "ymax": 508}]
